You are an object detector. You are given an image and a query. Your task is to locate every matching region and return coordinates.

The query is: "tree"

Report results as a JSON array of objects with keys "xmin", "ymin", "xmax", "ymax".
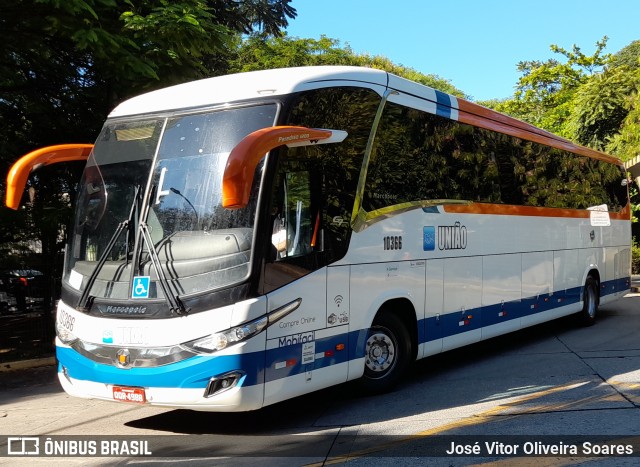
[
  {"xmin": 230, "ymin": 34, "xmax": 465, "ymax": 97},
  {"xmin": 610, "ymin": 40, "xmax": 640, "ymax": 70},
  {"xmin": 607, "ymin": 90, "xmax": 640, "ymax": 161},
  {"xmin": 0, "ymin": 0, "xmax": 296, "ymax": 314},
  {"xmin": 600, "ymin": 43, "xmax": 640, "ymax": 159},
  {"xmin": 488, "ymin": 38, "xmax": 610, "ymax": 136},
  {"xmin": 568, "ymin": 66, "xmax": 640, "ymax": 151}
]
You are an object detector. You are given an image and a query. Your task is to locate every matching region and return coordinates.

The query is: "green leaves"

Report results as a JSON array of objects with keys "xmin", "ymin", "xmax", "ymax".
[
  {"xmin": 0, "ymin": 0, "xmax": 297, "ymax": 289},
  {"xmin": 506, "ymin": 39, "xmax": 610, "ymax": 134},
  {"xmin": 569, "ymin": 66, "xmax": 640, "ymax": 151},
  {"xmin": 231, "ymin": 34, "xmax": 465, "ymax": 97},
  {"xmin": 485, "ymin": 37, "xmax": 640, "ymax": 163},
  {"xmin": 606, "ymin": 90, "xmax": 640, "ymax": 161}
]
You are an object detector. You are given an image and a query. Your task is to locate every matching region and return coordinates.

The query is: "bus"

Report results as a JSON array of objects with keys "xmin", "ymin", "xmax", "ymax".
[{"xmin": 5, "ymin": 66, "xmax": 631, "ymax": 411}]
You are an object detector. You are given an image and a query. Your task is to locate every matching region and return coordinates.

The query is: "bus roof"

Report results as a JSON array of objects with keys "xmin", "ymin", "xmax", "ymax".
[
  {"xmin": 109, "ymin": 66, "xmax": 622, "ymax": 166},
  {"xmin": 109, "ymin": 66, "xmax": 389, "ymax": 118}
]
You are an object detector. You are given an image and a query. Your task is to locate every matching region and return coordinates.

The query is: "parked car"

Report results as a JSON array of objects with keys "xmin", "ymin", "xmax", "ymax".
[{"xmin": 1, "ymin": 269, "xmax": 45, "ymax": 313}]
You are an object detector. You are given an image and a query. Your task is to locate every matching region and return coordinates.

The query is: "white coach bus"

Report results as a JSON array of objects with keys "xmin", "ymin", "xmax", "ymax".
[{"xmin": 6, "ymin": 66, "xmax": 630, "ymax": 411}]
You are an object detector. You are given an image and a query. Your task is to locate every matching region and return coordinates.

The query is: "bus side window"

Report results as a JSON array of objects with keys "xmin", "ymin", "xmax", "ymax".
[
  {"xmin": 263, "ymin": 162, "xmax": 325, "ymax": 292},
  {"xmin": 271, "ymin": 170, "xmax": 313, "ymax": 261}
]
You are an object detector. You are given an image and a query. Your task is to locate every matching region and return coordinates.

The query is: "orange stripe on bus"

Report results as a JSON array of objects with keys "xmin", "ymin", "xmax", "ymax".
[
  {"xmin": 443, "ymin": 202, "xmax": 630, "ymax": 220},
  {"xmin": 456, "ymin": 100, "xmax": 623, "ymax": 166}
]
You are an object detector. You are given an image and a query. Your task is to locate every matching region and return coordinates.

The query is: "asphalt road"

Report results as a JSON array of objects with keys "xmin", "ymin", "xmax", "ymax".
[{"xmin": 1, "ymin": 291, "xmax": 640, "ymax": 466}]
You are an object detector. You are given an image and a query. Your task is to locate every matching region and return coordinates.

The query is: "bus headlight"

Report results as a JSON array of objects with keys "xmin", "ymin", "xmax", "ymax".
[{"xmin": 182, "ymin": 315, "xmax": 268, "ymax": 354}]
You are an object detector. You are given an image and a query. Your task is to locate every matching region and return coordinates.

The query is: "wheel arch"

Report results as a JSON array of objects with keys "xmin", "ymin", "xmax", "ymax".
[
  {"xmin": 583, "ymin": 267, "xmax": 601, "ymax": 304},
  {"xmin": 578, "ymin": 269, "xmax": 601, "ymax": 326},
  {"xmin": 375, "ymin": 297, "xmax": 419, "ymax": 363}
]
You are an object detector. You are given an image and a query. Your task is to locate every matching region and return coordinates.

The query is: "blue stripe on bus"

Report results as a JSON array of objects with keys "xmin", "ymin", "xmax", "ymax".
[
  {"xmin": 58, "ymin": 277, "xmax": 629, "ymax": 389},
  {"xmin": 601, "ymin": 277, "xmax": 630, "ymax": 297},
  {"xmin": 422, "ymin": 286, "xmax": 582, "ymax": 342},
  {"xmin": 420, "ymin": 278, "xmax": 628, "ymax": 344},
  {"xmin": 435, "ymin": 90, "xmax": 452, "ymax": 119},
  {"xmin": 264, "ymin": 333, "xmax": 351, "ymax": 383},
  {"xmin": 421, "ymin": 206, "xmax": 440, "ymax": 214},
  {"xmin": 56, "ymin": 346, "xmax": 265, "ymax": 389}
]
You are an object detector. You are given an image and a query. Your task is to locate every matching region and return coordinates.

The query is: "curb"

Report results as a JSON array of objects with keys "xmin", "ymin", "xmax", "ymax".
[{"xmin": 0, "ymin": 356, "xmax": 56, "ymax": 372}]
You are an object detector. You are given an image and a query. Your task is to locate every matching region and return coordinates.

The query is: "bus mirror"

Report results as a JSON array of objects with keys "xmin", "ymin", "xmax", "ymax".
[
  {"xmin": 5, "ymin": 144, "xmax": 93, "ymax": 210},
  {"xmin": 222, "ymin": 126, "xmax": 347, "ymax": 209}
]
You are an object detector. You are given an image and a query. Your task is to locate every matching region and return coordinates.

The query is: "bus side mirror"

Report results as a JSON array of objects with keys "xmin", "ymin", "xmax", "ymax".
[
  {"xmin": 222, "ymin": 126, "xmax": 347, "ymax": 209},
  {"xmin": 5, "ymin": 144, "xmax": 93, "ymax": 210}
]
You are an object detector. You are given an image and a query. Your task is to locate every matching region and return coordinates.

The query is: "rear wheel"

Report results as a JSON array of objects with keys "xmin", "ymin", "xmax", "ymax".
[
  {"xmin": 360, "ymin": 311, "xmax": 412, "ymax": 394},
  {"xmin": 578, "ymin": 275, "xmax": 599, "ymax": 326}
]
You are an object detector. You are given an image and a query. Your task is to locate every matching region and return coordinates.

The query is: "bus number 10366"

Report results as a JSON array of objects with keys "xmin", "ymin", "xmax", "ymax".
[{"xmin": 383, "ymin": 236, "xmax": 402, "ymax": 250}]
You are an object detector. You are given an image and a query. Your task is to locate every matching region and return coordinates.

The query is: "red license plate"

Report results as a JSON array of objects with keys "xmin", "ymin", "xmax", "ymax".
[{"xmin": 112, "ymin": 386, "xmax": 146, "ymax": 404}]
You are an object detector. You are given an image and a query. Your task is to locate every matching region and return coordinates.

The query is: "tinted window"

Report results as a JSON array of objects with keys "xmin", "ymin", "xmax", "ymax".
[
  {"xmin": 282, "ymin": 87, "xmax": 380, "ymax": 262},
  {"xmin": 364, "ymin": 101, "xmax": 627, "ymax": 213},
  {"xmin": 262, "ymin": 87, "xmax": 380, "ymax": 291}
]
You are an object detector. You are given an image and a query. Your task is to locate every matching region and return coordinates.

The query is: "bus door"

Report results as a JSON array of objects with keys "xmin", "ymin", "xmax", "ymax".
[{"xmin": 262, "ymin": 166, "xmax": 348, "ymax": 405}]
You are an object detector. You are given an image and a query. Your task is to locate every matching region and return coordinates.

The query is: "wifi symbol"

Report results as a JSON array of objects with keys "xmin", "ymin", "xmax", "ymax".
[{"xmin": 334, "ymin": 295, "xmax": 344, "ymax": 307}]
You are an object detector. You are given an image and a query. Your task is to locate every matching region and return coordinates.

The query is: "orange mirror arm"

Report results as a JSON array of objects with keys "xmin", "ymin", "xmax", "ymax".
[
  {"xmin": 5, "ymin": 143, "xmax": 93, "ymax": 210},
  {"xmin": 222, "ymin": 126, "xmax": 332, "ymax": 209}
]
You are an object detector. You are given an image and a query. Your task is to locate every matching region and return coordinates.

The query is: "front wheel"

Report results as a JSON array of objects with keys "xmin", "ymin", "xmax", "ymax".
[
  {"xmin": 578, "ymin": 275, "xmax": 599, "ymax": 326},
  {"xmin": 359, "ymin": 311, "xmax": 412, "ymax": 394}
]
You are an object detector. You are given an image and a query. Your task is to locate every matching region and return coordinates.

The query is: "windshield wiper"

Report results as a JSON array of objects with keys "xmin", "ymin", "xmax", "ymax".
[
  {"xmin": 135, "ymin": 184, "xmax": 189, "ymax": 315},
  {"xmin": 139, "ymin": 221, "xmax": 189, "ymax": 315},
  {"xmin": 76, "ymin": 185, "xmax": 141, "ymax": 312},
  {"xmin": 76, "ymin": 184, "xmax": 189, "ymax": 315}
]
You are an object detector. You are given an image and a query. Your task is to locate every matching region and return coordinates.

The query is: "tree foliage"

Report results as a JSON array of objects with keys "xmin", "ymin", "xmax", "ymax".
[
  {"xmin": 610, "ymin": 40, "xmax": 640, "ymax": 70},
  {"xmin": 488, "ymin": 38, "xmax": 609, "ymax": 137},
  {"xmin": 484, "ymin": 37, "xmax": 640, "ymax": 165},
  {"xmin": 607, "ymin": 91, "xmax": 640, "ymax": 161},
  {"xmin": 568, "ymin": 66, "xmax": 640, "ymax": 150},
  {"xmin": 3, "ymin": 0, "xmax": 640, "ymax": 303},
  {"xmin": 230, "ymin": 34, "xmax": 465, "ymax": 97},
  {"xmin": 0, "ymin": 0, "xmax": 296, "ymax": 305}
]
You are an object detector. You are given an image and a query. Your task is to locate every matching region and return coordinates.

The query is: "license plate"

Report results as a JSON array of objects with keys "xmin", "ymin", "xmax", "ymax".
[{"xmin": 112, "ymin": 386, "xmax": 146, "ymax": 404}]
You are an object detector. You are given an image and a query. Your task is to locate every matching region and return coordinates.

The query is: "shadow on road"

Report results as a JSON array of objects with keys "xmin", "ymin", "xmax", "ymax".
[{"xmin": 125, "ymin": 311, "xmax": 617, "ymax": 435}]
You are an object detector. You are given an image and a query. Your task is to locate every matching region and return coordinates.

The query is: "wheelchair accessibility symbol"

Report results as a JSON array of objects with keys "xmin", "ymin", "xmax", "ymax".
[{"xmin": 132, "ymin": 276, "xmax": 150, "ymax": 299}]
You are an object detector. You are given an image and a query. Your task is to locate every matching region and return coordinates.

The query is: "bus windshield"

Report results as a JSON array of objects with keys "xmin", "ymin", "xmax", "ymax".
[{"xmin": 65, "ymin": 104, "xmax": 277, "ymax": 302}]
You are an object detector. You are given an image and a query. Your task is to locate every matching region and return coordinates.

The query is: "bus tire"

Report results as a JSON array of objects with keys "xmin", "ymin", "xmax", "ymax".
[
  {"xmin": 359, "ymin": 311, "xmax": 412, "ymax": 394},
  {"xmin": 578, "ymin": 275, "xmax": 599, "ymax": 326}
]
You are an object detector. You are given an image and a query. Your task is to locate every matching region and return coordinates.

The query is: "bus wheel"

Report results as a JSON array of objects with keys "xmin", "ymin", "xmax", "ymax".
[
  {"xmin": 579, "ymin": 275, "xmax": 599, "ymax": 326},
  {"xmin": 360, "ymin": 311, "xmax": 411, "ymax": 394}
]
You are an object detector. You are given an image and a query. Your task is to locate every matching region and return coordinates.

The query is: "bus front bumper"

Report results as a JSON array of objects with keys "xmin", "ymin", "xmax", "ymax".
[{"xmin": 56, "ymin": 343, "xmax": 265, "ymax": 412}]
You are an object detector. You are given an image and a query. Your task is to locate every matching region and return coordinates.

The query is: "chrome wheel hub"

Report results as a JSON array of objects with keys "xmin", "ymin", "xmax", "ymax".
[{"xmin": 365, "ymin": 331, "xmax": 395, "ymax": 373}]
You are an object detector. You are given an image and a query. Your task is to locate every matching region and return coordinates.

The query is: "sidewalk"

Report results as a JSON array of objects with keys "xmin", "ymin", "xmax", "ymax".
[{"xmin": 0, "ymin": 356, "xmax": 56, "ymax": 372}]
